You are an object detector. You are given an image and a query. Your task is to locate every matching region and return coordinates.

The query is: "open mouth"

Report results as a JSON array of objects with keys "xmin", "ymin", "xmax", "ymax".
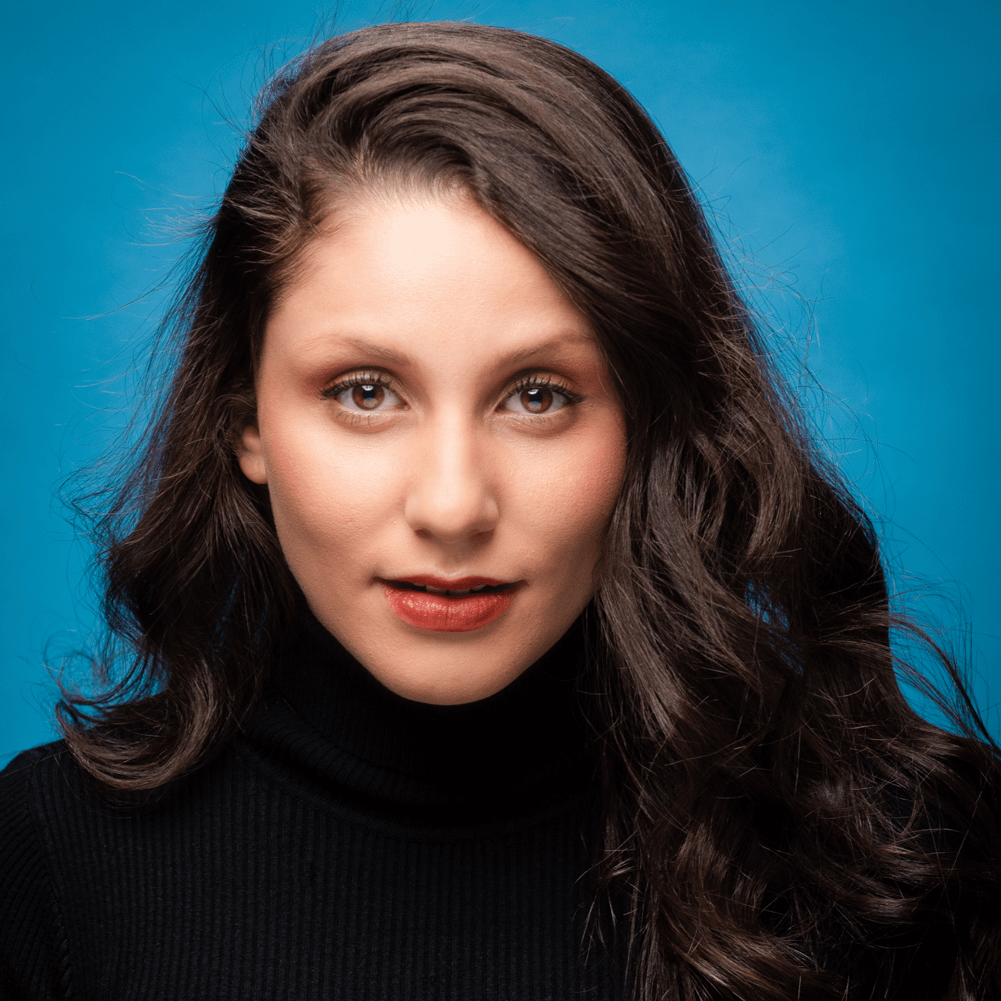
[{"xmin": 387, "ymin": 580, "xmax": 512, "ymax": 597}]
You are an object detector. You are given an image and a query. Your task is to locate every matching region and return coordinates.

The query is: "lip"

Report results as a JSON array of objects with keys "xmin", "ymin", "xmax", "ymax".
[{"xmin": 380, "ymin": 575, "xmax": 521, "ymax": 632}]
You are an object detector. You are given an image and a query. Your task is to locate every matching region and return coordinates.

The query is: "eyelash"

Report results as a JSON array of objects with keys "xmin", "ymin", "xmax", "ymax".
[
  {"xmin": 321, "ymin": 370, "xmax": 395, "ymax": 401},
  {"xmin": 321, "ymin": 371, "xmax": 583, "ymax": 413},
  {"xmin": 507, "ymin": 375, "xmax": 583, "ymax": 410}
]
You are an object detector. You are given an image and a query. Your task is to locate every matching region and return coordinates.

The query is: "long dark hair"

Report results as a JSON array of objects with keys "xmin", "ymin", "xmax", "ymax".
[{"xmin": 59, "ymin": 22, "xmax": 1000, "ymax": 999}]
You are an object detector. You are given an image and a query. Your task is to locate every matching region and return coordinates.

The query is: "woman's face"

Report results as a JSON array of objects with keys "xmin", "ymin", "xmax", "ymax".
[{"xmin": 240, "ymin": 192, "xmax": 626, "ymax": 703}]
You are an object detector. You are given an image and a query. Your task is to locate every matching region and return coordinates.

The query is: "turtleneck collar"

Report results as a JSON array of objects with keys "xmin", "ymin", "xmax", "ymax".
[{"xmin": 246, "ymin": 609, "xmax": 599, "ymax": 825}]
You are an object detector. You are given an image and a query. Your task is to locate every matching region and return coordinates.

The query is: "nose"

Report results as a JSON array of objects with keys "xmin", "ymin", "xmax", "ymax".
[{"xmin": 403, "ymin": 417, "xmax": 500, "ymax": 546}]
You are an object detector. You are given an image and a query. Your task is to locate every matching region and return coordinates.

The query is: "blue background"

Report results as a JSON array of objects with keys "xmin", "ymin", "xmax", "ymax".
[{"xmin": 3, "ymin": 0, "xmax": 998, "ymax": 763}]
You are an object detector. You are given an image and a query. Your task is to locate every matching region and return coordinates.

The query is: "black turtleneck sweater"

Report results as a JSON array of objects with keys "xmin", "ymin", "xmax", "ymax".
[
  {"xmin": 0, "ymin": 615, "xmax": 625, "ymax": 1000},
  {"xmin": 0, "ymin": 615, "xmax": 968, "ymax": 1000}
]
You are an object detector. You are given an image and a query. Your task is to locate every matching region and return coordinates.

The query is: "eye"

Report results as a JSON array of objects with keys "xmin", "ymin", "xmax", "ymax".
[
  {"xmin": 502, "ymin": 380, "xmax": 576, "ymax": 416},
  {"xmin": 325, "ymin": 374, "xmax": 402, "ymax": 413}
]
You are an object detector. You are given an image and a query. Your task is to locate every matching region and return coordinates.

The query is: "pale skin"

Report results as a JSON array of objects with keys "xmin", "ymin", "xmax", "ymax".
[{"xmin": 240, "ymin": 191, "xmax": 627, "ymax": 704}]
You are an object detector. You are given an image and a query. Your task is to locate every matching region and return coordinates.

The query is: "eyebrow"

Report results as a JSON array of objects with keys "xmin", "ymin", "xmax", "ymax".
[
  {"xmin": 502, "ymin": 334, "xmax": 597, "ymax": 366},
  {"xmin": 338, "ymin": 338, "xmax": 413, "ymax": 367},
  {"xmin": 337, "ymin": 332, "xmax": 596, "ymax": 369}
]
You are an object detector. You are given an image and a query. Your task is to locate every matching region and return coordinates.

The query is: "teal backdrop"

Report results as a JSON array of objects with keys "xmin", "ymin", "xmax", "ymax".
[{"xmin": 3, "ymin": 0, "xmax": 998, "ymax": 763}]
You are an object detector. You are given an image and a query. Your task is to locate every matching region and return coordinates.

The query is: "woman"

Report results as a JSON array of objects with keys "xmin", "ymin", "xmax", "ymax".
[{"xmin": 1, "ymin": 21, "xmax": 998, "ymax": 1001}]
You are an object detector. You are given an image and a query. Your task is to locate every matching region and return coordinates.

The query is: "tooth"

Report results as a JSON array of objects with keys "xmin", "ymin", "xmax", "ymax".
[{"xmin": 413, "ymin": 584, "xmax": 500, "ymax": 596}]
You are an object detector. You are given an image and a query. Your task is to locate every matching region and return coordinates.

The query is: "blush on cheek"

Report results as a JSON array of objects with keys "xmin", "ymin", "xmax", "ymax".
[{"xmin": 567, "ymin": 440, "xmax": 626, "ymax": 520}]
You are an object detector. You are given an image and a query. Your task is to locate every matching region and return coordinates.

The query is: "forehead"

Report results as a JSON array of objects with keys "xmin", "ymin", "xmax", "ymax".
[{"xmin": 265, "ymin": 192, "xmax": 601, "ymax": 373}]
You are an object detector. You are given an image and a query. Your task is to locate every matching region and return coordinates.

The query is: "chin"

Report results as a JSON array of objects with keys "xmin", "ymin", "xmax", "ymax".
[{"xmin": 367, "ymin": 631, "xmax": 539, "ymax": 704}]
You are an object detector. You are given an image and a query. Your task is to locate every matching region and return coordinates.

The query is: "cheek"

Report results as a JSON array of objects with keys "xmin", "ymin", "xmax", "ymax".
[
  {"xmin": 514, "ymin": 422, "xmax": 626, "ymax": 563},
  {"xmin": 261, "ymin": 419, "xmax": 399, "ymax": 560},
  {"xmin": 571, "ymin": 445, "xmax": 626, "ymax": 551}
]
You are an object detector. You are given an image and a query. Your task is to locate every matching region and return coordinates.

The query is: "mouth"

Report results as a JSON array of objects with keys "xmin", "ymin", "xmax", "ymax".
[
  {"xmin": 380, "ymin": 576, "xmax": 520, "ymax": 632},
  {"xmin": 387, "ymin": 577, "xmax": 513, "ymax": 597}
]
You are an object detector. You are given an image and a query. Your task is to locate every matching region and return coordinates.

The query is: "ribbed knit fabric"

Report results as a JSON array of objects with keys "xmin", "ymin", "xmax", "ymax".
[
  {"xmin": 0, "ymin": 615, "xmax": 625, "ymax": 1001},
  {"xmin": 0, "ymin": 613, "xmax": 967, "ymax": 1000}
]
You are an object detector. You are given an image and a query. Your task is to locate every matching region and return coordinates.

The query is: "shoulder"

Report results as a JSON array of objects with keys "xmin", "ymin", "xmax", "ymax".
[
  {"xmin": 2, "ymin": 740, "xmax": 73, "ymax": 789},
  {"xmin": 0, "ymin": 736, "xmax": 252, "ymax": 1000},
  {"xmin": 0, "ymin": 740, "xmax": 77, "ymax": 841},
  {"xmin": 0, "ymin": 744, "xmax": 61, "ymax": 907},
  {"xmin": 0, "ymin": 743, "xmax": 75, "ymax": 1000},
  {"xmin": 0, "ymin": 741, "xmax": 89, "ymax": 846}
]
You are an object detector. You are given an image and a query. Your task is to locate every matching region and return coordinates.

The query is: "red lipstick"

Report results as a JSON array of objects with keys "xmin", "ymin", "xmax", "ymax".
[{"xmin": 381, "ymin": 575, "xmax": 519, "ymax": 632}]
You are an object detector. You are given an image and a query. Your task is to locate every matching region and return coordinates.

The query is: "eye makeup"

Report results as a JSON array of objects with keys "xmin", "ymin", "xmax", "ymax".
[
  {"xmin": 503, "ymin": 375, "xmax": 582, "ymax": 415},
  {"xmin": 322, "ymin": 370, "xmax": 403, "ymax": 413},
  {"xmin": 321, "ymin": 368, "xmax": 584, "ymax": 418}
]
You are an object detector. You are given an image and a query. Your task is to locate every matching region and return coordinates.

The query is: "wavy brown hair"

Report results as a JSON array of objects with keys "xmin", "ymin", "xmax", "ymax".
[{"xmin": 58, "ymin": 21, "xmax": 1000, "ymax": 1000}]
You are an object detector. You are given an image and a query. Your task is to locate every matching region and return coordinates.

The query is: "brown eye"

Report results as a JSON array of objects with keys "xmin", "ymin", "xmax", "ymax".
[
  {"xmin": 331, "ymin": 379, "xmax": 401, "ymax": 413},
  {"xmin": 352, "ymin": 384, "xmax": 384, "ymax": 410},
  {"xmin": 520, "ymin": 387, "xmax": 552, "ymax": 413},
  {"xmin": 503, "ymin": 383, "xmax": 571, "ymax": 416}
]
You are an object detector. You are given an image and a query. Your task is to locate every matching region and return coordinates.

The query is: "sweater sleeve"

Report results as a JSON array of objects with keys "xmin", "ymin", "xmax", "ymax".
[{"xmin": 0, "ymin": 749, "xmax": 70, "ymax": 1001}]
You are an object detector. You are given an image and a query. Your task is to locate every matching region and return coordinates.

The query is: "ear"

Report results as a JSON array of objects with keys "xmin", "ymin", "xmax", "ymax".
[{"xmin": 238, "ymin": 425, "xmax": 268, "ymax": 485}]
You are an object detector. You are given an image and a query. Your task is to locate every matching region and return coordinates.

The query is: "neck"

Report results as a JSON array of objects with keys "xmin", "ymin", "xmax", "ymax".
[{"xmin": 261, "ymin": 609, "xmax": 598, "ymax": 824}]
